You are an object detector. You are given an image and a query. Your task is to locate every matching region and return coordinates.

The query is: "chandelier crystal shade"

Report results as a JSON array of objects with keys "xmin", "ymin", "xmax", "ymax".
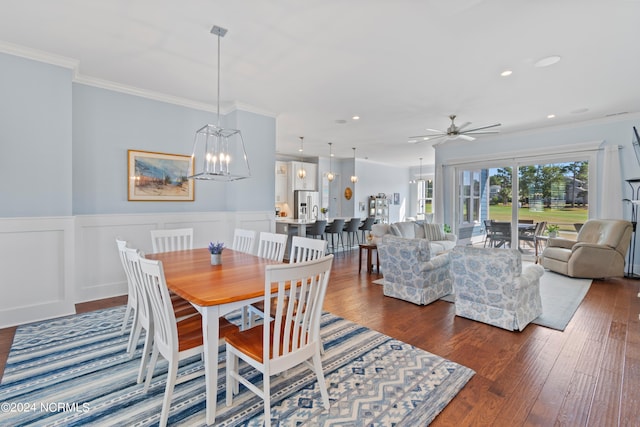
[
  {"xmin": 189, "ymin": 25, "xmax": 251, "ymax": 182},
  {"xmin": 327, "ymin": 142, "xmax": 335, "ymax": 182},
  {"xmin": 350, "ymin": 147, "xmax": 358, "ymax": 183}
]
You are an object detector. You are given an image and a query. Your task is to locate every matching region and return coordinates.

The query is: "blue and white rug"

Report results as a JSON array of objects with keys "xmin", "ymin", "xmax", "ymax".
[{"xmin": 0, "ymin": 306, "xmax": 474, "ymax": 426}]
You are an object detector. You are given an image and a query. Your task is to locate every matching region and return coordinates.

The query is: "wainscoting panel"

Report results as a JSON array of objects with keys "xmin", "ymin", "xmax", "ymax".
[
  {"xmin": 0, "ymin": 217, "xmax": 75, "ymax": 329},
  {"xmin": 0, "ymin": 211, "xmax": 274, "ymax": 328}
]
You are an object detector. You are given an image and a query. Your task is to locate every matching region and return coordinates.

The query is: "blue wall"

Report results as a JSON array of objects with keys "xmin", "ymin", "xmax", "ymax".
[
  {"xmin": 0, "ymin": 53, "xmax": 73, "ymax": 217},
  {"xmin": 0, "ymin": 53, "xmax": 275, "ymax": 218}
]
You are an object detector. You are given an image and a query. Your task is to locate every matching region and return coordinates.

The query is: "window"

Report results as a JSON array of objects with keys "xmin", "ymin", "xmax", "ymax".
[
  {"xmin": 459, "ymin": 170, "xmax": 481, "ymax": 224},
  {"xmin": 417, "ymin": 179, "xmax": 433, "ymax": 214}
]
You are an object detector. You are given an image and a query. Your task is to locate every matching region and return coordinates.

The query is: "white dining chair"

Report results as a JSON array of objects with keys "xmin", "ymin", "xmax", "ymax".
[
  {"xmin": 232, "ymin": 228, "xmax": 256, "ymax": 254},
  {"xmin": 290, "ymin": 236, "xmax": 327, "ymax": 263},
  {"xmin": 116, "ymin": 239, "xmax": 139, "ymax": 356},
  {"xmin": 256, "ymin": 231, "xmax": 288, "ymax": 262},
  {"xmin": 138, "ymin": 254, "xmax": 239, "ymax": 427},
  {"xmin": 225, "ymin": 255, "xmax": 334, "ymax": 427},
  {"xmin": 150, "ymin": 228, "xmax": 193, "ymax": 253},
  {"xmin": 244, "ymin": 232, "xmax": 288, "ymax": 329},
  {"xmin": 124, "ymin": 247, "xmax": 199, "ymax": 383}
]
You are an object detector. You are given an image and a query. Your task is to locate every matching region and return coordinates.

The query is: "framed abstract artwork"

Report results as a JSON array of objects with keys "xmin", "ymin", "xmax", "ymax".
[{"xmin": 127, "ymin": 150, "xmax": 194, "ymax": 201}]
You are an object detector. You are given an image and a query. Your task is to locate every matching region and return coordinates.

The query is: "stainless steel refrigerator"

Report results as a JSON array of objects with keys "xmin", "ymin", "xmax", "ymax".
[{"xmin": 294, "ymin": 190, "xmax": 319, "ymax": 221}]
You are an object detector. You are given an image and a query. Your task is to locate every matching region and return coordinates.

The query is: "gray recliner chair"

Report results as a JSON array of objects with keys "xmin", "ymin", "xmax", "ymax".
[{"xmin": 540, "ymin": 219, "xmax": 632, "ymax": 278}]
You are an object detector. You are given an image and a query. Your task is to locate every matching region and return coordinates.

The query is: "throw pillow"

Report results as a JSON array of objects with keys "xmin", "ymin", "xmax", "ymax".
[
  {"xmin": 391, "ymin": 221, "xmax": 416, "ymax": 238},
  {"xmin": 423, "ymin": 223, "xmax": 446, "ymax": 241}
]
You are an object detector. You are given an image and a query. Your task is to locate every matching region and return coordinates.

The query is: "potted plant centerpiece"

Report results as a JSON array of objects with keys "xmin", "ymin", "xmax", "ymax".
[
  {"xmin": 546, "ymin": 224, "xmax": 560, "ymax": 238},
  {"xmin": 209, "ymin": 241, "xmax": 224, "ymax": 265}
]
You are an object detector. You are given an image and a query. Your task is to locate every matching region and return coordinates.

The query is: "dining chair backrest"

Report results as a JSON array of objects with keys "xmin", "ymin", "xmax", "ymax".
[
  {"xmin": 256, "ymin": 231, "xmax": 287, "ymax": 262},
  {"xmin": 138, "ymin": 257, "xmax": 178, "ymax": 365},
  {"xmin": 232, "ymin": 228, "xmax": 256, "ymax": 254},
  {"xmin": 124, "ymin": 247, "xmax": 152, "ymax": 345},
  {"xmin": 116, "ymin": 239, "xmax": 138, "ymax": 319},
  {"xmin": 150, "ymin": 228, "xmax": 193, "ymax": 253},
  {"xmin": 290, "ymin": 236, "xmax": 327, "ymax": 263},
  {"xmin": 264, "ymin": 254, "xmax": 334, "ymax": 362},
  {"xmin": 306, "ymin": 220, "xmax": 327, "ymax": 239}
]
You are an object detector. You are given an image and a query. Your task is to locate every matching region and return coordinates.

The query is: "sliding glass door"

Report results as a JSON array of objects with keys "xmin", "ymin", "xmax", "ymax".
[{"xmin": 456, "ymin": 156, "xmax": 590, "ymax": 259}]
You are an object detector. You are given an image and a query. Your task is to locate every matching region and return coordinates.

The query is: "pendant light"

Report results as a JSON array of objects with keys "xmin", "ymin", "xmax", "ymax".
[
  {"xmin": 326, "ymin": 142, "xmax": 335, "ymax": 182},
  {"xmin": 350, "ymin": 147, "xmax": 358, "ymax": 183},
  {"xmin": 189, "ymin": 25, "xmax": 251, "ymax": 181},
  {"xmin": 410, "ymin": 157, "xmax": 424, "ymax": 184},
  {"xmin": 297, "ymin": 136, "xmax": 306, "ymax": 179}
]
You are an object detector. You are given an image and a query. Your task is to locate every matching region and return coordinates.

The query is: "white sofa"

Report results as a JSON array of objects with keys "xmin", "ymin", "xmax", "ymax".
[{"xmin": 371, "ymin": 221, "xmax": 457, "ymax": 255}]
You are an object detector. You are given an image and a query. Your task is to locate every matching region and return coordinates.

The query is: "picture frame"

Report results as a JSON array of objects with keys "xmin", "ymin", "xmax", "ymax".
[
  {"xmin": 394, "ymin": 192, "xmax": 400, "ymax": 205},
  {"xmin": 128, "ymin": 150, "xmax": 194, "ymax": 201}
]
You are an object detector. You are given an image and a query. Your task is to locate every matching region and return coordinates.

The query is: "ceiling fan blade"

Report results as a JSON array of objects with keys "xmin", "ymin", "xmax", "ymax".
[
  {"xmin": 465, "ymin": 130, "xmax": 501, "ymax": 135},
  {"xmin": 456, "ymin": 122, "xmax": 472, "ymax": 131},
  {"xmin": 408, "ymin": 132, "xmax": 446, "ymax": 143},
  {"xmin": 463, "ymin": 123, "xmax": 501, "ymax": 133},
  {"xmin": 458, "ymin": 134, "xmax": 476, "ymax": 141},
  {"xmin": 425, "ymin": 128, "xmax": 443, "ymax": 133}
]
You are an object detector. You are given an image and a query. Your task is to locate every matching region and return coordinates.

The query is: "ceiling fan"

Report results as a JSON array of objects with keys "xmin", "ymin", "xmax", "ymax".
[{"xmin": 409, "ymin": 114, "xmax": 501, "ymax": 145}]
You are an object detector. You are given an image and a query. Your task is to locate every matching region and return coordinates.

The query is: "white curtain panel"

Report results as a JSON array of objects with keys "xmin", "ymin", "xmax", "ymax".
[
  {"xmin": 601, "ymin": 144, "xmax": 623, "ymax": 219},
  {"xmin": 434, "ymin": 164, "xmax": 444, "ymax": 224}
]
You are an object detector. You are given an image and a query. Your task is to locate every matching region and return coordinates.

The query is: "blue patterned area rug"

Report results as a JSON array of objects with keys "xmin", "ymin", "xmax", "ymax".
[{"xmin": 0, "ymin": 306, "xmax": 474, "ymax": 426}]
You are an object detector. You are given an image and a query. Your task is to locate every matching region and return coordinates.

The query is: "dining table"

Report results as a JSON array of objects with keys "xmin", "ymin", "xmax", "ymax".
[{"xmin": 147, "ymin": 248, "xmax": 281, "ymax": 425}]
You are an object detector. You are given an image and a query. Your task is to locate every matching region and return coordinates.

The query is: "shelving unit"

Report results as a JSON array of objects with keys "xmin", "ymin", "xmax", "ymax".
[{"xmin": 369, "ymin": 195, "xmax": 389, "ymax": 224}]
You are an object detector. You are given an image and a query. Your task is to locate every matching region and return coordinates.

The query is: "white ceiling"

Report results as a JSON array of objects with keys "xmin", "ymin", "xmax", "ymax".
[{"xmin": 1, "ymin": 0, "xmax": 639, "ymax": 168}]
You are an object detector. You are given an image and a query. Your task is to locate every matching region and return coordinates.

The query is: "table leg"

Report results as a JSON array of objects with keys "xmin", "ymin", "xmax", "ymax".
[
  {"xmin": 202, "ymin": 307, "xmax": 220, "ymax": 425},
  {"xmin": 359, "ymin": 246, "xmax": 363, "ymax": 272},
  {"xmin": 367, "ymin": 248, "xmax": 373, "ymax": 274}
]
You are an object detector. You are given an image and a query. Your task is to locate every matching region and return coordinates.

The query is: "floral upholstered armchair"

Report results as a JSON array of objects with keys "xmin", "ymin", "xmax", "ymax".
[
  {"xmin": 450, "ymin": 246, "xmax": 544, "ymax": 331},
  {"xmin": 377, "ymin": 235, "xmax": 452, "ymax": 305}
]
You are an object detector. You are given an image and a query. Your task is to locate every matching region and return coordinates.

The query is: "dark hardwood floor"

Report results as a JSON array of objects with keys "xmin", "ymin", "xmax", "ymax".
[{"xmin": 1, "ymin": 250, "xmax": 639, "ymax": 426}]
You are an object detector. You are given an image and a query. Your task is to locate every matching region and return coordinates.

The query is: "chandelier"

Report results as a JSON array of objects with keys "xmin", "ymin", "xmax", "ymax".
[{"xmin": 189, "ymin": 25, "xmax": 251, "ymax": 181}]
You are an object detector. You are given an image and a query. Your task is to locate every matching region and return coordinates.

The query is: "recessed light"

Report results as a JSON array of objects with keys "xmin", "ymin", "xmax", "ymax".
[
  {"xmin": 500, "ymin": 70, "xmax": 513, "ymax": 77},
  {"xmin": 534, "ymin": 55, "xmax": 561, "ymax": 68},
  {"xmin": 352, "ymin": 116, "xmax": 360, "ymax": 120},
  {"xmin": 335, "ymin": 119, "xmax": 347, "ymax": 124},
  {"xmin": 547, "ymin": 114, "xmax": 556, "ymax": 119}
]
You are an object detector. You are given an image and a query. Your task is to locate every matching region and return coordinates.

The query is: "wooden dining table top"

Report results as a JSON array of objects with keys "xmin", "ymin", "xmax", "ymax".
[{"xmin": 147, "ymin": 248, "xmax": 280, "ymax": 307}]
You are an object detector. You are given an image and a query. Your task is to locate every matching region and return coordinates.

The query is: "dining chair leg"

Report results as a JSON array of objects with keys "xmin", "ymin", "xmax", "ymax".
[
  {"xmin": 143, "ymin": 346, "xmax": 160, "ymax": 392},
  {"xmin": 121, "ymin": 304, "xmax": 133, "ymax": 335},
  {"xmin": 137, "ymin": 327, "xmax": 153, "ymax": 383},
  {"xmin": 127, "ymin": 319, "xmax": 143, "ymax": 358},
  {"xmin": 313, "ymin": 350, "xmax": 330, "ymax": 409},
  {"xmin": 158, "ymin": 360, "xmax": 179, "ymax": 427}
]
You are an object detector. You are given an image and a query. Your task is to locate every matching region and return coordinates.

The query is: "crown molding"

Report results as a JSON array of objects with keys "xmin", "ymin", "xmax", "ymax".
[
  {"xmin": 73, "ymin": 74, "xmax": 220, "ymax": 113},
  {"xmin": 230, "ymin": 101, "xmax": 277, "ymax": 118},
  {"xmin": 0, "ymin": 41, "xmax": 274, "ymax": 117},
  {"xmin": 0, "ymin": 41, "xmax": 78, "ymax": 73}
]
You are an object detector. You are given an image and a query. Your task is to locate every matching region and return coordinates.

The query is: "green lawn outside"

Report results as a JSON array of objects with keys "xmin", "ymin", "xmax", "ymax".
[{"xmin": 488, "ymin": 204, "xmax": 588, "ymax": 232}]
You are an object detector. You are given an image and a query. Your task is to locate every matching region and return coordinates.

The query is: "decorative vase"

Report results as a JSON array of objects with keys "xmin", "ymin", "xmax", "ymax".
[
  {"xmin": 211, "ymin": 253, "xmax": 222, "ymax": 265},
  {"xmin": 549, "ymin": 231, "xmax": 558, "ymax": 238}
]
